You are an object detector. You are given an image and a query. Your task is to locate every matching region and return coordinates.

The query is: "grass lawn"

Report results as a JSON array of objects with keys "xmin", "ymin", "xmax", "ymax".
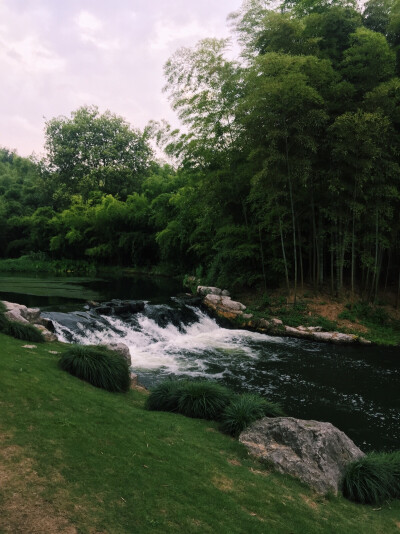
[{"xmin": 0, "ymin": 333, "xmax": 399, "ymax": 533}]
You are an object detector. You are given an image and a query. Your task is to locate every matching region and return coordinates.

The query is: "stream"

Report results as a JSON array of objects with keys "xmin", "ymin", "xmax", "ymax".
[{"xmin": 0, "ymin": 272, "xmax": 399, "ymax": 452}]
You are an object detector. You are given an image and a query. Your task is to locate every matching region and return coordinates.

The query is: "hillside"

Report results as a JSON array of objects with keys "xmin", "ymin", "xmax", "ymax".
[{"xmin": 0, "ymin": 333, "xmax": 399, "ymax": 532}]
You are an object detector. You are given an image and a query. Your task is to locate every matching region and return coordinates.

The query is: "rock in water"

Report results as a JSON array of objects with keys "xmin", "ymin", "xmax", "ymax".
[
  {"xmin": 239, "ymin": 417, "xmax": 365, "ymax": 495},
  {"xmin": 105, "ymin": 343, "xmax": 131, "ymax": 363}
]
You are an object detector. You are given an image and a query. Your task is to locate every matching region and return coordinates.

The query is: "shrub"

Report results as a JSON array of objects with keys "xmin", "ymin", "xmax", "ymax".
[
  {"xmin": 59, "ymin": 345, "xmax": 130, "ymax": 393},
  {"xmin": 3, "ymin": 321, "xmax": 44, "ymax": 342},
  {"xmin": 342, "ymin": 451, "xmax": 400, "ymax": 505},
  {"xmin": 220, "ymin": 394, "xmax": 285, "ymax": 437},
  {"xmin": 146, "ymin": 380, "xmax": 185, "ymax": 412},
  {"xmin": 177, "ymin": 380, "xmax": 232, "ymax": 420}
]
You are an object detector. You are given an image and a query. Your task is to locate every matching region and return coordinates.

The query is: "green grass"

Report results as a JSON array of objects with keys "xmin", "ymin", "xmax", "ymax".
[
  {"xmin": 0, "ymin": 333, "xmax": 399, "ymax": 533},
  {"xmin": 339, "ymin": 302, "xmax": 400, "ymax": 346}
]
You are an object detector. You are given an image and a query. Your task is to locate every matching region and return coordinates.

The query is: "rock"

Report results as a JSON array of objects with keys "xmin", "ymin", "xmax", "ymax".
[
  {"xmin": 34, "ymin": 324, "xmax": 57, "ymax": 342},
  {"xmin": 94, "ymin": 306, "xmax": 113, "ymax": 316},
  {"xmin": 130, "ymin": 372, "xmax": 138, "ymax": 387},
  {"xmin": 242, "ymin": 313, "xmax": 253, "ymax": 320},
  {"xmin": 40, "ymin": 317, "xmax": 55, "ymax": 332},
  {"xmin": 4, "ymin": 309, "xmax": 29, "ymax": 324},
  {"xmin": 22, "ymin": 345, "xmax": 37, "ymax": 349},
  {"xmin": 203, "ymin": 294, "xmax": 246, "ymax": 320},
  {"xmin": 23, "ymin": 307, "xmax": 41, "ymax": 323},
  {"xmin": 128, "ymin": 300, "xmax": 145, "ymax": 313},
  {"xmin": 271, "ymin": 318, "xmax": 283, "ymax": 326},
  {"xmin": 2, "ymin": 301, "xmax": 57, "ymax": 341},
  {"xmin": 105, "ymin": 343, "xmax": 131, "ymax": 363},
  {"xmin": 113, "ymin": 304, "xmax": 131, "ymax": 315},
  {"xmin": 239, "ymin": 417, "xmax": 365, "ymax": 495},
  {"xmin": 312, "ymin": 331, "xmax": 357, "ymax": 344},
  {"xmin": 197, "ymin": 286, "xmax": 222, "ymax": 296},
  {"xmin": 221, "ymin": 289, "xmax": 230, "ymax": 297}
]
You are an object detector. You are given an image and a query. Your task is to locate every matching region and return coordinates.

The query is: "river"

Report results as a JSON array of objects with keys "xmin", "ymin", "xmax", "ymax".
[{"xmin": 0, "ymin": 272, "xmax": 399, "ymax": 452}]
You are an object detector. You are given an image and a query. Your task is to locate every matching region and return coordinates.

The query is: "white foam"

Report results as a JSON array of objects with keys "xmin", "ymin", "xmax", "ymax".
[{"xmin": 51, "ymin": 306, "xmax": 282, "ymax": 375}]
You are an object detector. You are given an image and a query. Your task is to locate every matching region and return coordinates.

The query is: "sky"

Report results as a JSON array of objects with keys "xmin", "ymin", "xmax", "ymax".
[{"xmin": 0, "ymin": 0, "xmax": 243, "ymax": 158}]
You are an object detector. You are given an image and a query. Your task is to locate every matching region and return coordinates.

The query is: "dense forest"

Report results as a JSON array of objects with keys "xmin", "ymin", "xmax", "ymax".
[{"xmin": 1, "ymin": 0, "xmax": 400, "ymax": 302}]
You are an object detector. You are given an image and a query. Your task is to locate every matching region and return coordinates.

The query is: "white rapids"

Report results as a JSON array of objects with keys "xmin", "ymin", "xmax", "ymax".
[{"xmin": 51, "ymin": 306, "xmax": 283, "ymax": 377}]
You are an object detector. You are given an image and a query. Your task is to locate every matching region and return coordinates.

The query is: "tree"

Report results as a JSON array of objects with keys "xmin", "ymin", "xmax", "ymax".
[
  {"xmin": 44, "ymin": 106, "xmax": 153, "ymax": 202},
  {"xmin": 340, "ymin": 27, "xmax": 396, "ymax": 93}
]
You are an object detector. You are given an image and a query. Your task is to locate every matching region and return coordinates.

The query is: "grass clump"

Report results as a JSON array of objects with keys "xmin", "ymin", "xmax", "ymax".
[
  {"xmin": 147, "ymin": 379, "xmax": 232, "ymax": 420},
  {"xmin": 145, "ymin": 380, "xmax": 185, "ymax": 412},
  {"xmin": 177, "ymin": 380, "xmax": 232, "ymax": 420},
  {"xmin": 342, "ymin": 451, "xmax": 400, "ymax": 505},
  {"xmin": 3, "ymin": 321, "xmax": 44, "ymax": 342},
  {"xmin": 59, "ymin": 345, "xmax": 130, "ymax": 393},
  {"xmin": 220, "ymin": 394, "xmax": 285, "ymax": 437}
]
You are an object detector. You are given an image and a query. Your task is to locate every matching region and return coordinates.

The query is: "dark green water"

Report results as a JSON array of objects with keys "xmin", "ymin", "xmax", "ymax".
[{"xmin": 0, "ymin": 273, "xmax": 399, "ymax": 452}]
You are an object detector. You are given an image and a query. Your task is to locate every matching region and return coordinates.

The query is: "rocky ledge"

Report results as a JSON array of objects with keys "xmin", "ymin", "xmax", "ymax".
[
  {"xmin": 197, "ymin": 286, "xmax": 372, "ymax": 345},
  {"xmin": 2, "ymin": 301, "xmax": 57, "ymax": 342}
]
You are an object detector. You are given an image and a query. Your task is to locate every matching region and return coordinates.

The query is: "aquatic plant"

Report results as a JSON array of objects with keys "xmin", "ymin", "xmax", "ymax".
[
  {"xmin": 59, "ymin": 345, "xmax": 130, "ymax": 393},
  {"xmin": 342, "ymin": 451, "xmax": 400, "ymax": 505}
]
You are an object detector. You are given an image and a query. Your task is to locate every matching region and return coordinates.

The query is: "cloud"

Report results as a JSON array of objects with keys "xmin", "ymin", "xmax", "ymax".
[
  {"xmin": 76, "ymin": 10, "xmax": 103, "ymax": 32},
  {"xmin": 75, "ymin": 9, "xmax": 121, "ymax": 51},
  {"xmin": 149, "ymin": 18, "xmax": 218, "ymax": 51},
  {"xmin": 0, "ymin": 32, "xmax": 64, "ymax": 74}
]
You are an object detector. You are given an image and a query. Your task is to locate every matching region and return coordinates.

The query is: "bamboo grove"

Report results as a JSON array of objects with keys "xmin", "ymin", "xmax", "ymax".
[{"xmin": 1, "ymin": 0, "xmax": 400, "ymax": 302}]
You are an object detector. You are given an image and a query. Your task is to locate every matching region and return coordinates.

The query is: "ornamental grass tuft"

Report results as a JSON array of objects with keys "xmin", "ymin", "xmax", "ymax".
[
  {"xmin": 342, "ymin": 451, "xmax": 400, "ymax": 505},
  {"xmin": 146, "ymin": 380, "xmax": 185, "ymax": 412},
  {"xmin": 59, "ymin": 345, "xmax": 131, "ymax": 393},
  {"xmin": 177, "ymin": 380, "xmax": 232, "ymax": 420},
  {"xmin": 220, "ymin": 394, "xmax": 285, "ymax": 437},
  {"xmin": 3, "ymin": 320, "xmax": 44, "ymax": 342}
]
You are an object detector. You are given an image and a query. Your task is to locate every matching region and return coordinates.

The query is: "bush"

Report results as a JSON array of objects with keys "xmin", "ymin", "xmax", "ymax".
[
  {"xmin": 220, "ymin": 394, "xmax": 284, "ymax": 437},
  {"xmin": 3, "ymin": 321, "xmax": 45, "ymax": 342},
  {"xmin": 342, "ymin": 451, "xmax": 400, "ymax": 505},
  {"xmin": 146, "ymin": 380, "xmax": 185, "ymax": 412},
  {"xmin": 177, "ymin": 380, "xmax": 232, "ymax": 420},
  {"xmin": 59, "ymin": 345, "xmax": 131, "ymax": 393}
]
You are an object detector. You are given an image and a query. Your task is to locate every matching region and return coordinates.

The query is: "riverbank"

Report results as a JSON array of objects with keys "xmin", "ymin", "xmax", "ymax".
[
  {"xmin": 196, "ymin": 283, "xmax": 400, "ymax": 347},
  {"xmin": 0, "ymin": 332, "xmax": 399, "ymax": 533}
]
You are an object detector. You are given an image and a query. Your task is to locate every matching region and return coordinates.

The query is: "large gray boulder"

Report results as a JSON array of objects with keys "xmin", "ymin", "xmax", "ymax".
[{"xmin": 239, "ymin": 417, "xmax": 365, "ymax": 495}]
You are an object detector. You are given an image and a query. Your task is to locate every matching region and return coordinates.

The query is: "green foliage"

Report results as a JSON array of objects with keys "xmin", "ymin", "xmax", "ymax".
[
  {"xmin": 177, "ymin": 380, "xmax": 232, "ymax": 420},
  {"xmin": 339, "ymin": 301, "xmax": 389, "ymax": 323},
  {"xmin": 59, "ymin": 345, "xmax": 131, "ymax": 393},
  {"xmin": 342, "ymin": 451, "xmax": 400, "ymax": 504},
  {"xmin": 220, "ymin": 394, "xmax": 285, "ymax": 437},
  {"xmin": 0, "ymin": 255, "xmax": 96, "ymax": 274},
  {"xmin": 44, "ymin": 106, "xmax": 152, "ymax": 202},
  {"xmin": 146, "ymin": 380, "xmax": 185, "ymax": 412}
]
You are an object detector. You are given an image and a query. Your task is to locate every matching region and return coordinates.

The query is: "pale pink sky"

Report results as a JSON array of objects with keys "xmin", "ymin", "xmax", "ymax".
[{"xmin": 0, "ymin": 0, "xmax": 243, "ymax": 157}]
